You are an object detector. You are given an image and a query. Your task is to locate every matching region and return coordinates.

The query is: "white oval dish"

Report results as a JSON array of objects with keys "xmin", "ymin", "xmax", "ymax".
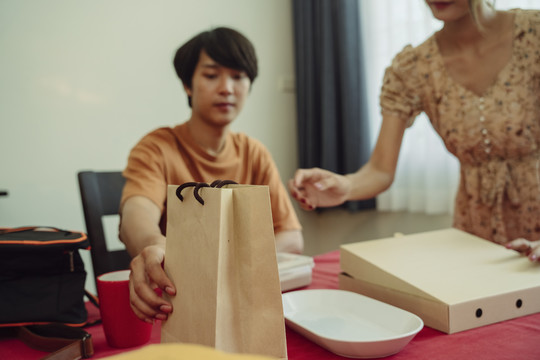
[{"xmin": 282, "ymin": 289, "xmax": 423, "ymax": 358}]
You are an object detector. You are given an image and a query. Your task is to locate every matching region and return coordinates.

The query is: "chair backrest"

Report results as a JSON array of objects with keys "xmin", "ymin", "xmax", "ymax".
[{"xmin": 77, "ymin": 171, "xmax": 131, "ymax": 284}]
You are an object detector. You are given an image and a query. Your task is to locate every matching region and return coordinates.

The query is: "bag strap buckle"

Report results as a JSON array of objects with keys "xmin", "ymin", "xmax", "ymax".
[{"xmin": 80, "ymin": 332, "xmax": 94, "ymax": 358}]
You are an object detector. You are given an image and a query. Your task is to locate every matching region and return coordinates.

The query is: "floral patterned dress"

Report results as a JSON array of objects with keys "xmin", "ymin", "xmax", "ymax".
[{"xmin": 380, "ymin": 9, "xmax": 540, "ymax": 244}]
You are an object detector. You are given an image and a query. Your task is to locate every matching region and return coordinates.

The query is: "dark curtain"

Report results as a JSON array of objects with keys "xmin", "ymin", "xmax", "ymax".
[{"xmin": 292, "ymin": 0, "xmax": 375, "ymax": 211}]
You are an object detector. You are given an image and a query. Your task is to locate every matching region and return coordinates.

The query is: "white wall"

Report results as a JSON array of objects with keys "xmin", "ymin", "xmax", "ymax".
[{"xmin": 0, "ymin": 0, "xmax": 299, "ymax": 293}]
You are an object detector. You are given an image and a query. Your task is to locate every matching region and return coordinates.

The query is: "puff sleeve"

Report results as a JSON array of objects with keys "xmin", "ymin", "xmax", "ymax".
[{"xmin": 379, "ymin": 45, "xmax": 424, "ymax": 127}]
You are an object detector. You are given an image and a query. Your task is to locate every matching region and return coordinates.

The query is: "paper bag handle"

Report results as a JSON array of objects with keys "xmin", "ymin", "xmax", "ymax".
[{"xmin": 175, "ymin": 180, "xmax": 238, "ymax": 205}]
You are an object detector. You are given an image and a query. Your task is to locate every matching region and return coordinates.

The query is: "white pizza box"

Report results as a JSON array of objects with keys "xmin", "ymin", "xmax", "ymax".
[{"xmin": 339, "ymin": 228, "xmax": 540, "ymax": 334}]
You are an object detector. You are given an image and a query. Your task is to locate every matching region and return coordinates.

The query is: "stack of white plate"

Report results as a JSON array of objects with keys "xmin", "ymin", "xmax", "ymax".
[{"xmin": 277, "ymin": 252, "xmax": 314, "ymax": 292}]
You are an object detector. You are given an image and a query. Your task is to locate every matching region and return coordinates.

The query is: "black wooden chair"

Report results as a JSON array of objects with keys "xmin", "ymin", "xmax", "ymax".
[{"xmin": 78, "ymin": 171, "xmax": 131, "ymax": 285}]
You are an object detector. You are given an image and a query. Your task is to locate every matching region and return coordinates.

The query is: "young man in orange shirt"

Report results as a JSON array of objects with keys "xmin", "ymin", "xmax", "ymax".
[{"xmin": 119, "ymin": 27, "xmax": 303, "ymax": 323}]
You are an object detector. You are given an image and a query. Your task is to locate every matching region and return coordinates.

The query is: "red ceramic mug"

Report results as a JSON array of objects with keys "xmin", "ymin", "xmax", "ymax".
[{"xmin": 96, "ymin": 270, "xmax": 153, "ymax": 348}]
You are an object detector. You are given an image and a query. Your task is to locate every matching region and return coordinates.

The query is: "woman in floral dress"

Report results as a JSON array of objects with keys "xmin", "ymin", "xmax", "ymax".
[{"xmin": 288, "ymin": 0, "xmax": 540, "ymax": 261}]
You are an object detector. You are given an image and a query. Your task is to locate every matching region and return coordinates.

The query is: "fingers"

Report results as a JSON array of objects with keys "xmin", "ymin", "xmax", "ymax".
[
  {"xmin": 314, "ymin": 176, "xmax": 337, "ymax": 192},
  {"xmin": 128, "ymin": 246, "xmax": 176, "ymax": 322},
  {"xmin": 288, "ymin": 179, "xmax": 315, "ymax": 211},
  {"xmin": 143, "ymin": 246, "xmax": 176, "ymax": 295},
  {"xmin": 292, "ymin": 168, "xmax": 326, "ymax": 189},
  {"xmin": 505, "ymin": 239, "xmax": 540, "ymax": 262},
  {"xmin": 505, "ymin": 238, "xmax": 530, "ymax": 252},
  {"xmin": 289, "ymin": 167, "xmax": 350, "ymax": 210},
  {"xmin": 528, "ymin": 240, "xmax": 540, "ymax": 261},
  {"xmin": 289, "ymin": 168, "xmax": 330, "ymax": 210}
]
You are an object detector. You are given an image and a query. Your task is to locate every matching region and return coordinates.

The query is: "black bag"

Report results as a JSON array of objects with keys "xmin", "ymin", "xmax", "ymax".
[
  {"xmin": 0, "ymin": 226, "xmax": 90, "ymax": 327},
  {"xmin": 0, "ymin": 227, "xmax": 95, "ymax": 359}
]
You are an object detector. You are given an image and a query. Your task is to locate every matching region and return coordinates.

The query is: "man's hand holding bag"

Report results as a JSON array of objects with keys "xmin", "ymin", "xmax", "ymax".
[{"xmin": 161, "ymin": 181, "xmax": 287, "ymax": 359}]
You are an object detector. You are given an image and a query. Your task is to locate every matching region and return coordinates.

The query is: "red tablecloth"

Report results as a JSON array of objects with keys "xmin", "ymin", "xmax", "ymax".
[{"xmin": 2, "ymin": 250, "xmax": 540, "ymax": 360}]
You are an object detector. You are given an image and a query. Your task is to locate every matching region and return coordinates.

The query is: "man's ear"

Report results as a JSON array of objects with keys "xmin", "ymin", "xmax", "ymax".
[{"xmin": 184, "ymin": 84, "xmax": 192, "ymax": 96}]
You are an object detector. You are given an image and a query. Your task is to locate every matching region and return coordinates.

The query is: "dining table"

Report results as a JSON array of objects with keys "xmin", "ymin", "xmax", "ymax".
[{"xmin": 1, "ymin": 249, "xmax": 539, "ymax": 360}]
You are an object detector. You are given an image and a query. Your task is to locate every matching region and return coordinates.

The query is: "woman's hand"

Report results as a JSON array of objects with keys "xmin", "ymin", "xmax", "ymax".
[
  {"xmin": 288, "ymin": 167, "xmax": 351, "ymax": 211},
  {"xmin": 128, "ymin": 244, "xmax": 176, "ymax": 323},
  {"xmin": 505, "ymin": 238, "xmax": 540, "ymax": 262}
]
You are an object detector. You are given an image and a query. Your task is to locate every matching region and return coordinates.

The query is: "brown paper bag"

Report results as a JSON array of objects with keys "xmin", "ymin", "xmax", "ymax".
[{"xmin": 161, "ymin": 182, "xmax": 287, "ymax": 359}]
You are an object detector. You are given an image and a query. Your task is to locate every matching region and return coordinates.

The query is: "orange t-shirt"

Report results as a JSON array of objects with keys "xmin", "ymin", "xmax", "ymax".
[{"xmin": 121, "ymin": 122, "xmax": 301, "ymax": 234}]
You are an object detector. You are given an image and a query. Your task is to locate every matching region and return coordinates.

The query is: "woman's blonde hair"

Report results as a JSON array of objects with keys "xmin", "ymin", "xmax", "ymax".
[{"xmin": 469, "ymin": 0, "xmax": 496, "ymax": 31}]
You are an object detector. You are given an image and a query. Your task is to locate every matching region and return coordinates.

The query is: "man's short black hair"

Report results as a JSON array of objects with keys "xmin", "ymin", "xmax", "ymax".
[{"xmin": 173, "ymin": 27, "xmax": 258, "ymax": 106}]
